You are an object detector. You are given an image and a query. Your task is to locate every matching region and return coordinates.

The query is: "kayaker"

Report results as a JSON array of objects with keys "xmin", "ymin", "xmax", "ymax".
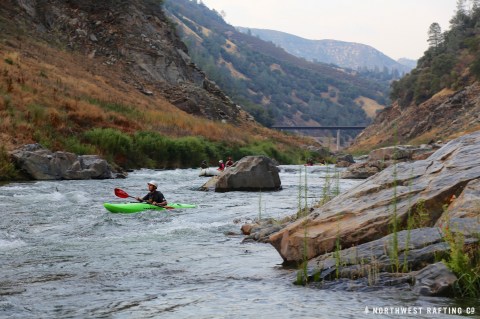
[
  {"xmin": 201, "ymin": 160, "xmax": 208, "ymax": 169},
  {"xmin": 136, "ymin": 181, "xmax": 167, "ymax": 206},
  {"xmin": 218, "ymin": 160, "xmax": 225, "ymax": 171},
  {"xmin": 226, "ymin": 157, "xmax": 234, "ymax": 167}
]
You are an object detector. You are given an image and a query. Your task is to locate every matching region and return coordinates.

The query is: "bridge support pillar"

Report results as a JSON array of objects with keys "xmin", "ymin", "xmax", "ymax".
[{"xmin": 336, "ymin": 129, "xmax": 340, "ymax": 151}]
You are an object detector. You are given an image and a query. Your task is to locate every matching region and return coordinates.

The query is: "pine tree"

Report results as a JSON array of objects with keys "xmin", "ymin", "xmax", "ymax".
[
  {"xmin": 427, "ymin": 22, "xmax": 443, "ymax": 49},
  {"xmin": 457, "ymin": 0, "xmax": 466, "ymax": 14},
  {"xmin": 472, "ymin": 0, "xmax": 480, "ymax": 12},
  {"xmin": 451, "ymin": 0, "xmax": 468, "ymax": 25}
]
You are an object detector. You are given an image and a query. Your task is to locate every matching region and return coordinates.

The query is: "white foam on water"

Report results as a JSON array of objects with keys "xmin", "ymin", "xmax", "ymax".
[
  {"xmin": 64, "ymin": 191, "xmax": 91, "ymax": 203},
  {"xmin": 0, "ymin": 238, "xmax": 26, "ymax": 250}
]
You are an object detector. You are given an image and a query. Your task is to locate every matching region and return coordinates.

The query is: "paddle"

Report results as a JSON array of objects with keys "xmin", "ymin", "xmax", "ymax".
[{"xmin": 114, "ymin": 188, "xmax": 174, "ymax": 209}]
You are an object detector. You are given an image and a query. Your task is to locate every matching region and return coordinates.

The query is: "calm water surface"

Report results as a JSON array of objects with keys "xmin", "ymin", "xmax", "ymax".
[{"xmin": 0, "ymin": 166, "xmax": 477, "ymax": 318}]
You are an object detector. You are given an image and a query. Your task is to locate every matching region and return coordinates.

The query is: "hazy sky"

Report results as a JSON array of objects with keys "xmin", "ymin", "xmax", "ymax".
[{"xmin": 201, "ymin": 0, "xmax": 458, "ymax": 60}]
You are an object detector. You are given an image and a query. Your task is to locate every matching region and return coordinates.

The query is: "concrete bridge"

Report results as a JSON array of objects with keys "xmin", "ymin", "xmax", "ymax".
[{"xmin": 271, "ymin": 126, "xmax": 367, "ymax": 150}]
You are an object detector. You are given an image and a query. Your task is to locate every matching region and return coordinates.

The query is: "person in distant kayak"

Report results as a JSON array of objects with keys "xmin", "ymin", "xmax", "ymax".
[
  {"xmin": 225, "ymin": 156, "xmax": 234, "ymax": 167},
  {"xmin": 218, "ymin": 160, "xmax": 225, "ymax": 171},
  {"xmin": 136, "ymin": 180, "xmax": 167, "ymax": 206},
  {"xmin": 201, "ymin": 160, "xmax": 208, "ymax": 169}
]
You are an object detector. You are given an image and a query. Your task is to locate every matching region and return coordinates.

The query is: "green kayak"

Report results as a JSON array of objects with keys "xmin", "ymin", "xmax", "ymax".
[{"xmin": 104, "ymin": 202, "xmax": 196, "ymax": 214}]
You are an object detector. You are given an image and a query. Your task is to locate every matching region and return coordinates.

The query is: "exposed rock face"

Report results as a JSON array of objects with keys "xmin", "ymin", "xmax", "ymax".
[
  {"xmin": 341, "ymin": 145, "xmax": 439, "ymax": 179},
  {"xmin": 303, "ymin": 221, "xmax": 478, "ymax": 285},
  {"xmin": 10, "ymin": 144, "xmax": 114, "ymax": 180},
  {"xmin": 4, "ymin": 0, "xmax": 243, "ymax": 123},
  {"xmin": 350, "ymin": 83, "xmax": 480, "ymax": 151},
  {"xmin": 269, "ymin": 131, "xmax": 480, "ymax": 263},
  {"xmin": 200, "ymin": 156, "xmax": 281, "ymax": 192},
  {"xmin": 215, "ymin": 156, "xmax": 281, "ymax": 192},
  {"xmin": 306, "ymin": 228, "xmax": 448, "ymax": 280},
  {"xmin": 437, "ymin": 178, "xmax": 480, "ymax": 221}
]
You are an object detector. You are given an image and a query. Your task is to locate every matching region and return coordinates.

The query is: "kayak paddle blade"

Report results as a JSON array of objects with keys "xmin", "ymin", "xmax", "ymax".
[{"xmin": 114, "ymin": 188, "xmax": 131, "ymax": 199}]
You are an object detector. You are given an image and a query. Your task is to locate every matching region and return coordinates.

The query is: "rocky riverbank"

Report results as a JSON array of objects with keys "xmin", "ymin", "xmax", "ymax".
[
  {"xmin": 8, "ymin": 144, "xmax": 122, "ymax": 180},
  {"xmin": 243, "ymin": 131, "xmax": 480, "ymax": 297}
]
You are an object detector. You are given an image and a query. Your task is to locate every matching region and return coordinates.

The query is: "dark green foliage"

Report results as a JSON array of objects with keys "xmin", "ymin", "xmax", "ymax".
[
  {"xmin": 84, "ymin": 128, "xmax": 133, "ymax": 164},
  {"xmin": 0, "ymin": 146, "xmax": 19, "ymax": 180},
  {"xmin": 471, "ymin": 54, "xmax": 480, "ymax": 80},
  {"xmin": 391, "ymin": 6, "xmax": 480, "ymax": 107}
]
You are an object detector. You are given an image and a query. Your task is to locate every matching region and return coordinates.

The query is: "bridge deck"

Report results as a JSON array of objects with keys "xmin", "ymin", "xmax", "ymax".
[{"xmin": 271, "ymin": 126, "xmax": 367, "ymax": 130}]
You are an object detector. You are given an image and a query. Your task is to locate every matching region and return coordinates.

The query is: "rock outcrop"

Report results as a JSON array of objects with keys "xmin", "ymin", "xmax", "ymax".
[
  {"xmin": 350, "ymin": 83, "xmax": 480, "ymax": 152},
  {"xmin": 200, "ymin": 156, "xmax": 281, "ymax": 192},
  {"xmin": 4, "ymin": 0, "xmax": 244, "ymax": 123},
  {"xmin": 341, "ymin": 144, "xmax": 439, "ymax": 179},
  {"xmin": 10, "ymin": 144, "xmax": 114, "ymax": 180},
  {"xmin": 269, "ymin": 130, "xmax": 480, "ymax": 263}
]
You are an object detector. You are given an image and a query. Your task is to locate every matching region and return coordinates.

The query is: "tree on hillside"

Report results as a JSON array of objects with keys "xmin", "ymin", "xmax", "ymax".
[
  {"xmin": 472, "ymin": 0, "xmax": 480, "ymax": 12},
  {"xmin": 457, "ymin": 0, "xmax": 467, "ymax": 14},
  {"xmin": 451, "ymin": 0, "xmax": 468, "ymax": 26},
  {"xmin": 427, "ymin": 23, "xmax": 443, "ymax": 49}
]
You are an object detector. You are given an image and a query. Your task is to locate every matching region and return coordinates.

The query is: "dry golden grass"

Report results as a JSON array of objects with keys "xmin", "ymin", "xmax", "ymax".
[
  {"xmin": 269, "ymin": 63, "xmax": 285, "ymax": 74},
  {"xmin": 223, "ymin": 39, "xmax": 238, "ymax": 54},
  {"xmin": 169, "ymin": 15, "xmax": 203, "ymax": 44},
  {"xmin": 355, "ymin": 96, "xmax": 385, "ymax": 119},
  {"xmin": 0, "ymin": 37, "xmax": 316, "ymax": 152}
]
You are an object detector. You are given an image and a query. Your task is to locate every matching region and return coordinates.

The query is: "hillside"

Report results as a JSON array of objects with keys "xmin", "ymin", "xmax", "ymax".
[
  {"xmin": 164, "ymin": 0, "xmax": 387, "ymax": 135},
  {"xmin": 349, "ymin": 6, "xmax": 480, "ymax": 152},
  {"xmin": 237, "ymin": 28, "xmax": 413, "ymax": 74},
  {"xmin": 0, "ymin": 0, "xmax": 325, "ymax": 175}
]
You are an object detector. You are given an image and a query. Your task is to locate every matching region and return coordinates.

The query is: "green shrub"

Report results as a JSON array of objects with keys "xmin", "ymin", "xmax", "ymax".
[
  {"xmin": 0, "ymin": 146, "xmax": 18, "ymax": 180},
  {"xmin": 442, "ymin": 221, "xmax": 480, "ymax": 298},
  {"xmin": 62, "ymin": 136, "xmax": 97, "ymax": 155},
  {"xmin": 133, "ymin": 131, "xmax": 171, "ymax": 167},
  {"xmin": 84, "ymin": 128, "xmax": 133, "ymax": 163},
  {"xmin": 171, "ymin": 136, "xmax": 209, "ymax": 167}
]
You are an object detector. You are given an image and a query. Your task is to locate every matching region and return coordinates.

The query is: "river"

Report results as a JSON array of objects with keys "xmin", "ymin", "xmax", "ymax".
[{"xmin": 0, "ymin": 166, "xmax": 476, "ymax": 318}]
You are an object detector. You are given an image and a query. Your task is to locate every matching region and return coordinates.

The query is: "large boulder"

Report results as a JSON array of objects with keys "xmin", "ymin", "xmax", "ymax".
[
  {"xmin": 10, "ymin": 144, "xmax": 114, "ymax": 180},
  {"xmin": 209, "ymin": 156, "xmax": 281, "ymax": 192},
  {"xmin": 269, "ymin": 131, "xmax": 480, "ymax": 263}
]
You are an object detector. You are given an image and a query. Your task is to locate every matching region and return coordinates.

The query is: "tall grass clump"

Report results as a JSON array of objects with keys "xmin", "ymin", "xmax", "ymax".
[
  {"xmin": 442, "ymin": 217, "xmax": 480, "ymax": 298},
  {"xmin": 83, "ymin": 128, "xmax": 133, "ymax": 164},
  {"xmin": 295, "ymin": 166, "xmax": 310, "ymax": 285},
  {"xmin": 171, "ymin": 136, "xmax": 211, "ymax": 167},
  {"xmin": 133, "ymin": 131, "xmax": 173, "ymax": 167},
  {"xmin": 86, "ymin": 97, "xmax": 143, "ymax": 119},
  {"xmin": 388, "ymin": 163, "xmax": 400, "ymax": 273},
  {"xmin": 62, "ymin": 136, "xmax": 97, "ymax": 155}
]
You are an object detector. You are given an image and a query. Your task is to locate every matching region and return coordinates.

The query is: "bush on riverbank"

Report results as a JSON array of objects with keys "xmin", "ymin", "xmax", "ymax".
[
  {"xmin": 0, "ymin": 146, "xmax": 19, "ymax": 181},
  {"xmin": 72, "ymin": 128, "xmax": 324, "ymax": 169}
]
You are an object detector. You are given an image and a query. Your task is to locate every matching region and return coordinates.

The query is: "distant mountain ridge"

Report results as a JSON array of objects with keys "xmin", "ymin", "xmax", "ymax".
[
  {"xmin": 164, "ymin": 0, "xmax": 388, "ymax": 134},
  {"xmin": 237, "ymin": 28, "xmax": 414, "ymax": 74}
]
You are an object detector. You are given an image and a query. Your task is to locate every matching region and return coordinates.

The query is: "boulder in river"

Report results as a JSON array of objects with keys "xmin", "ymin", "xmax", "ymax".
[{"xmin": 200, "ymin": 156, "xmax": 281, "ymax": 192}]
